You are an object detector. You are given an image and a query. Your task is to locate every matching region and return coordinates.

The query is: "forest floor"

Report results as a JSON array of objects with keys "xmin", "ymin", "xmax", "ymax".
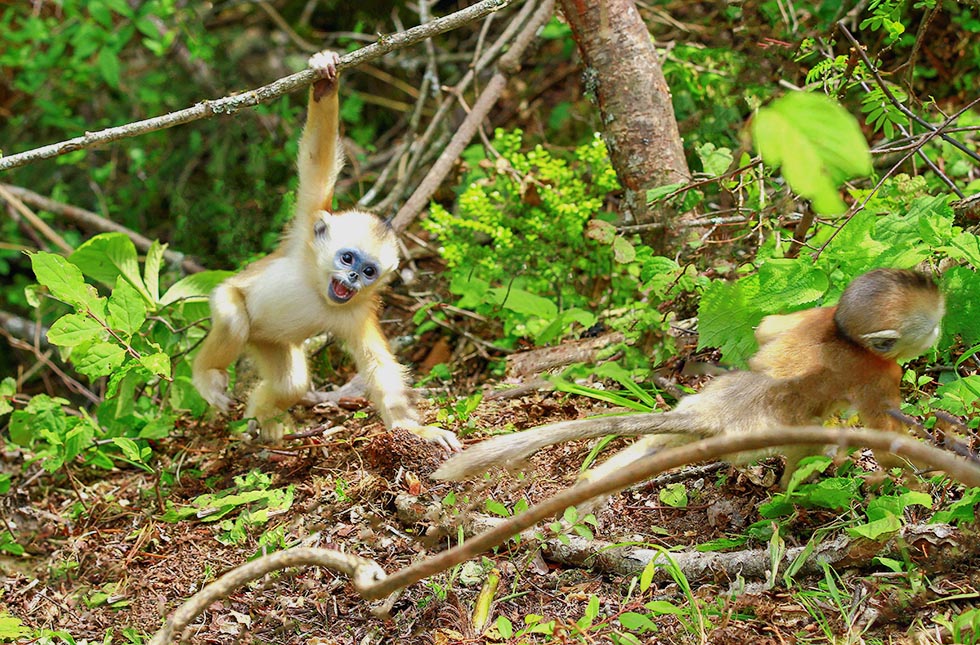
[{"xmin": 4, "ymin": 294, "xmax": 973, "ymax": 644}]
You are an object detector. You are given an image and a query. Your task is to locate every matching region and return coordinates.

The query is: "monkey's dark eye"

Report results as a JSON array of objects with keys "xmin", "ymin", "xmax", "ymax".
[
  {"xmin": 363, "ymin": 265, "xmax": 377, "ymax": 278},
  {"xmin": 870, "ymin": 338, "xmax": 897, "ymax": 353},
  {"xmin": 341, "ymin": 252, "xmax": 354, "ymax": 265}
]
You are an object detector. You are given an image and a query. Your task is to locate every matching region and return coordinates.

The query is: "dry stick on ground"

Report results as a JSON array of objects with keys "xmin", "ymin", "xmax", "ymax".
[
  {"xmin": 147, "ymin": 548, "xmax": 387, "ymax": 645},
  {"xmin": 390, "ymin": 0, "xmax": 555, "ymax": 232},
  {"xmin": 0, "ymin": 183, "xmax": 205, "ymax": 273},
  {"xmin": 150, "ymin": 427, "xmax": 980, "ymax": 640},
  {"xmin": 0, "ymin": 0, "xmax": 513, "ymax": 173},
  {"xmin": 393, "ymin": 491, "xmax": 978, "ymax": 585},
  {"xmin": 362, "ymin": 426, "xmax": 980, "ymax": 600}
]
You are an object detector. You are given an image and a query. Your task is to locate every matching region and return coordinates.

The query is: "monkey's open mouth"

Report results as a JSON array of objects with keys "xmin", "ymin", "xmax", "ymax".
[{"xmin": 329, "ymin": 278, "xmax": 358, "ymax": 303}]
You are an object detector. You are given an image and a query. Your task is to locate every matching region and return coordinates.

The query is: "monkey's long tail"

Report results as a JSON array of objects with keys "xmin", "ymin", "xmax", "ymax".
[{"xmin": 431, "ymin": 411, "xmax": 706, "ymax": 481}]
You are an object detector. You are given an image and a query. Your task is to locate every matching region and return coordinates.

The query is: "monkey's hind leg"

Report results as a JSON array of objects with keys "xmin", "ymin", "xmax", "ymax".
[
  {"xmin": 193, "ymin": 283, "xmax": 250, "ymax": 412},
  {"xmin": 245, "ymin": 342, "xmax": 310, "ymax": 443}
]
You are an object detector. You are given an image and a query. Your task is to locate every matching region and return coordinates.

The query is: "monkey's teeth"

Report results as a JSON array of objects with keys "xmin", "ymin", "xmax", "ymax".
[{"xmin": 331, "ymin": 279, "xmax": 355, "ymax": 301}]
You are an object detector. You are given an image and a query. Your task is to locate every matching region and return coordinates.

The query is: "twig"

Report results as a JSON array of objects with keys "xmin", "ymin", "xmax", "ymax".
[
  {"xmin": 390, "ymin": 0, "xmax": 554, "ymax": 232},
  {"xmin": 0, "ymin": 184, "xmax": 204, "ymax": 273},
  {"xmin": 147, "ymin": 547, "xmax": 386, "ymax": 645},
  {"xmin": 836, "ymin": 21, "xmax": 980, "ymax": 165},
  {"xmin": 0, "ymin": 184, "xmax": 74, "ymax": 253},
  {"xmin": 373, "ymin": 0, "xmax": 538, "ymax": 213},
  {"xmin": 0, "ymin": 0, "xmax": 513, "ymax": 173}
]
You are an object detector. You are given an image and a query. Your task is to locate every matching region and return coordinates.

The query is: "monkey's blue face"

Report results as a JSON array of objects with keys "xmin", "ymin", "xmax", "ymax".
[{"xmin": 328, "ymin": 247, "xmax": 380, "ymax": 303}]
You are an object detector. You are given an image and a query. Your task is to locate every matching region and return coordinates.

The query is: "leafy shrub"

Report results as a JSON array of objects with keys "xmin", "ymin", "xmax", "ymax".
[
  {"xmin": 1, "ymin": 233, "xmax": 227, "ymax": 472},
  {"xmin": 423, "ymin": 129, "xmax": 699, "ymax": 361}
]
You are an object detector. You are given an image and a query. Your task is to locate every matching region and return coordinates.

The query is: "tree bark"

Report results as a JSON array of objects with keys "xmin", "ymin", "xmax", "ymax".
[{"xmin": 558, "ymin": 0, "xmax": 690, "ymax": 245}]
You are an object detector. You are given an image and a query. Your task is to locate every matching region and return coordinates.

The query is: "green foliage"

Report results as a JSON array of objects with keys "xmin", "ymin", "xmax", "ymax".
[
  {"xmin": 424, "ymin": 129, "xmax": 699, "ymax": 360},
  {"xmin": 753, "ymin": 91, "xmax": 872, "ymax": 215},
  {"xmin": 6, "ymin": 233, "xmax": 228, "ymax": 473},
  {"xmin": 161, "ymin": 469, "xmax": 294, "ymax": 545},
  {"xmin": 698, "ymin": 179, "xmax": 980, "ymax": 366}
]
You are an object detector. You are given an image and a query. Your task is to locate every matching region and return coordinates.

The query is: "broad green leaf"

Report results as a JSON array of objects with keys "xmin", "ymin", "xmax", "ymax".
[
  {"xmin": 696, "ymin": 142, "xmax": 734, "ymax": 177},
  {"xmin": 30, "ymin": 252, "xmax": 105, "ymax": 314},
  {"xmin": 139, "ymin": 352, "xmax": 171, "ymax": 378},
  {"xmin": 802, "ymin": 477, "xmax": 861, "ymax": 510},
  {"xmin": 618, "ymin": 612, "xmax": 657, "ymax": 632},
  {"xmin": 111, "ymin": 437, "xmax": 143, "ymax": 462},
  {"xmin": 144, "ymin": 240, "xmax": 166, "ymax": 303},
  {"xmin": 612, "ymin": 236, "xmax": 636, "ymax": 263},
  {"xmin": 659, "ymin": 483, "xmax": 688, "ymax": 508},
  {"xmin": 97, "ymin": 48, "xmax": 120, "ymax": 88},
  {"xmin": 847, "ymin": 513, "xmax": 901, "ymax": 540},
  {"xmin": 697, "ymin": 277, "xmax": 764, "ymax": 365},
  {"xmin": 643, "ymin": 600, "xmax": 685, "ymax": 616},
  {"xmin": 70, "ymin": 233, "xmax": 152, "ymax": 303},
  {"xmin": 46, "ymin": 313, "xmax": 105, "ymax": 347},
  {"xmin": 73, "ymin": 341, "xmax": 127, "ymax": 379},
  {"xmin": 932, "ymin": 374, "xmax": 980, "ymax": 415},
  {"xmin": 756, "ymin": 260, "xmax": 829, "ymax": 310},
  {"xmin": 0, "ymin": 378, "xmax": 14, "ymax": 417},
  {"xmin": 584, "ymin": 218, "xmax": 616, "ymax": 244},
  {"xmin": 485, "ymin": 499, "xmax": 510, "ymax": 517},
  {"xmin": 108, "ymin": 276, "xmax": 147, "ymax": 337},
  {"xmin": 0, "ymin": 614, "xmax": 29, "ymax": 640},
  {"xmin": 490, "ymin": 287, "xmax": 558, "ymax": 318},
  {"xmin": 160, "ymin": 270, "xmax": 233, "ymax": 305},
  {"xmin": 753, "ymin": 92, "xmax": 872, "ymax": 215},
  {"xmin": 139, "ymin": 414, "xmax": 174, "ymax": 439},
  {"xmin": 940, "ymin": 267, "xmax": 980, "ymax": 347}
]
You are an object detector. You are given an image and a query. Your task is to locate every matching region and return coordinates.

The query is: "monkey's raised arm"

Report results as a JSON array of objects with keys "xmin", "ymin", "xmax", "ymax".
[
  {"xmin": 431, "ymin": 411, "xmax": 707, "ymax": 481},
  {"xmin": 294, "ymin": 51, "xmax": 344, "ymax": 228}
]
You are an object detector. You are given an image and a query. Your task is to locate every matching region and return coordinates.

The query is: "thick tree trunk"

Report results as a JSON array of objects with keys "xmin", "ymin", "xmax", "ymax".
[{"xmin": 558, "ymin": 0, "xmax": 690, "ymax": 244}]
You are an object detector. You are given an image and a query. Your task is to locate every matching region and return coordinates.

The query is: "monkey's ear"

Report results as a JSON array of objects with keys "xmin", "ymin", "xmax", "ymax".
[
  {"xmin": 860, "ymin": 329, "xmax": 899, "ymax": 354},
  {"xmin": 313, "ymin": 219, "xmax": 328, "ymax": 239}
]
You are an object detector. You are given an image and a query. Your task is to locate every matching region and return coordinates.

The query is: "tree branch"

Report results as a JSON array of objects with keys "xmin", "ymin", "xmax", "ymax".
[
  {"xmin": 390, "ymin": 0, "xmax": 554, "ymax": 232},
  {"xmin": 0, "ymin": 0, "xmax": 513, "ymax": 173},
  {"xmin": 0, "ymin": 183, "xmax": 205, "ymax": 273}
]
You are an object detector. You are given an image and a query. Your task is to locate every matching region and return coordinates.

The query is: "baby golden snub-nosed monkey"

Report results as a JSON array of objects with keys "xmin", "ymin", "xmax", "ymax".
[
  {"xmin": 192, "ymin": 51, "xmax": 461, "ymax": 452},
  {"xmin": 433, "ymin": 268, "xmax": 944, "ymax": 492}
]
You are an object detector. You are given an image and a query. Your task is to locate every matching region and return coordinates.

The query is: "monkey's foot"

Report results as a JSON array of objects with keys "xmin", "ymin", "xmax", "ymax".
[
  {"xmin": 193, "ymin": 368, "xmax": 233, "ymax": 412},
  {"xmin": 309, "ymin": 50, "xmax": 341, "ymax": 80},
  {"xmin": 401, "ymin": 423, "xmax": 463, "ymax": 453},
  {"xmin": 250, "ymin": 418, "xmax": 288, "ymax": 443}
]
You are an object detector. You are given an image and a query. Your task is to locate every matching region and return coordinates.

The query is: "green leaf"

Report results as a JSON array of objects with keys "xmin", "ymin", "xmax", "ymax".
[
  {"xmin": 612, "ymin": 236, "xmax": 636, "ymax": 263},
  {"xmin": 30, "ymin": 252, "xmax": 105, "ymax": 313},
  {"xmin": 697, "ymin": 277, "xmax": 764, "ymax": 366},
  {"xmin": 756, "ymin": 260, "xmax": 829, "ymax": 310},
  {"xmin": 696, "ymin": 142, "xmax": 734, "ymax": 177},
  {"xmin": 585, "ymin": 219, "xmax": 616, "ymax": 244},
  {"xmin": 144, "ymin": 240, "xmax": 166, "ymax": 303},
  {"xmin": 0, "ymin": 377, "xmax": 14, "ymax": 417},
  {"xmin": 160, "ymin": 270, "xmax": 233, "ymax": 305},
  {"xmin": 659, "ymin": 483, "xmax": 688, "ymax": 508},
  {"xmin": 139, "ymin": 352, "xmax": 171, "ymax": 378},
  {"xmin": 489, "ymin": 287, "xmax": 558, "ymax": 318},
  {"xmin": 73, "ymin": 341, "xmax": 127, "ymax": 379},
  {"xmin": 618, "ymin": 611, "xmax": 657, "ymax": 632},
  {"xmin": 0, "ymin": 614, "xmax": 29, "ymax": 639},
  {"xmin": 485, "ymin": 499, "xmax": 510, "ymax": 517},
  {"xmin": 643, "ymin": 600, "xmax": 685, "ymax": 616},
  {"xmin": 847, "ymin": 513, "xmax": 901, "ymax": 540},
  {"xmin": 70, "ymin": 233, "xmax": 152, "ymax": 303},
  {"xmin": 753, "ymin": 92, "xmax": 872, "ymax": 215},
  {"xmin": 97, "ymin": 48, "xmax": 121, "ymax": 88},
  {"xmin": 46, "ymin": 313, "xmax": 104, "ymax": 347},
  {"xmin": 111, "ymin": 437, "xmax": 144, "ymax": 462},
  {"xmin": 107, "ymin": 277, "xmax": 147, "ymax": 337}
]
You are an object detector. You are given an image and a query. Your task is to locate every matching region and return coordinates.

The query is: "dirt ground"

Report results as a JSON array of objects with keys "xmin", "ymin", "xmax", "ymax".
[{"xmin": 5, "ymin": 369, "xmax": 977, "ymax": 645}]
